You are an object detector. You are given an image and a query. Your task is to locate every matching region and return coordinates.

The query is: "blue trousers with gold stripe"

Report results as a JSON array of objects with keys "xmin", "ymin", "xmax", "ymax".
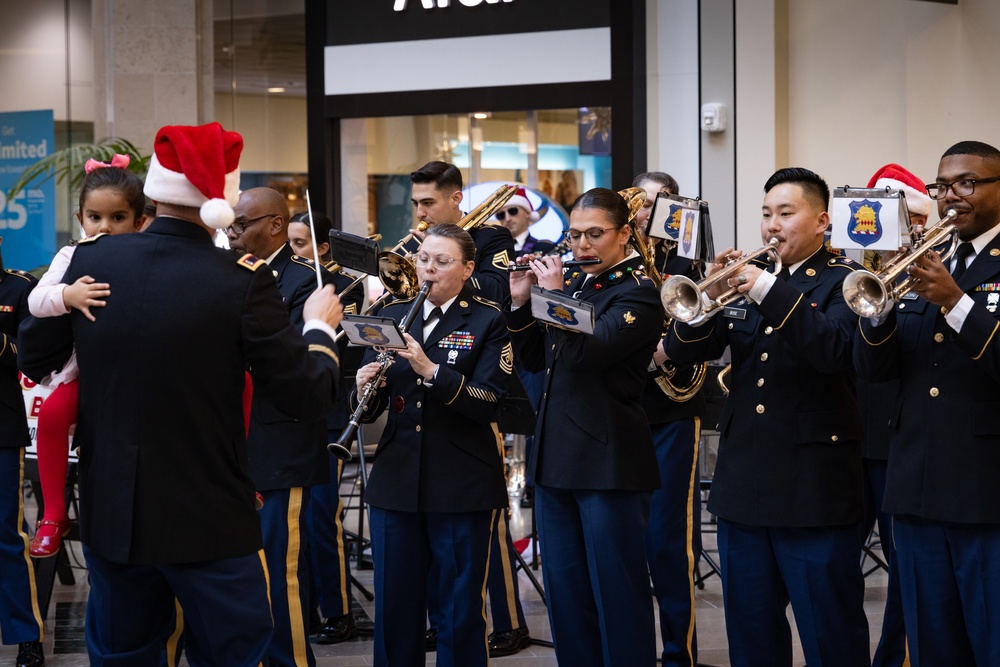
[
  {"xmin": 644, "ymin": 417, "xmax": 700, "ymax": 667},
  {"xmin": 259, "ymin": 487, "xmax": 315, "ymax": 667},
  {"xmin": 0, "ymin": 448, "xmax": 43, "ymax": 645},
  {"xmin": 307, "ymin": 456, "xmax": 352, "ymax": 620},
  {"xmin": 485, "ymin": 509, "xmax": 527, "ymax": 633},
  {"xmin": 84, "ymin": 546, "xmax": 271, "ymax": 666},
  {"xmin": 370, "ymin": 507, "xmax": 494, "ymax": 667}
]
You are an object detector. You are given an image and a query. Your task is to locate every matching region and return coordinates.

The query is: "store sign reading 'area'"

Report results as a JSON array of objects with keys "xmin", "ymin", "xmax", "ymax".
[{"xmin": 394, "ymin": 0, "xmax": 514, "ymax": 9}]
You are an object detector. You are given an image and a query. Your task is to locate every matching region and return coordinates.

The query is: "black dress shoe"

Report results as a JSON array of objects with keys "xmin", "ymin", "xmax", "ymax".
[
  {"xmin": 315, "ymin": 613, "xmax": 358, "ymax": 645},
  {"xmin": 425, "ymin": 628, "xmax": 438, "ymax": 652},
  {"xmin": 520, "ymin": 488, "xmax": 534, "ymax": 508},
  {"xmin": 16, "ymin": 641, "xmax": 44, "ymax": 667},
  {"xmin": 488, "ymin": 627, "xmax": 531, "ymax": 657}
]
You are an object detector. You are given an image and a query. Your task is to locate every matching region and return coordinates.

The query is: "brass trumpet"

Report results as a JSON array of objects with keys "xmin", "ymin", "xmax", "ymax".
[
  {"xmin": 842, "ymin": 209, "xmax": 959, "ymax": 319},
  {"xmin": 660, "ymin": 238, "xmax": 783, "ymax": 323}
]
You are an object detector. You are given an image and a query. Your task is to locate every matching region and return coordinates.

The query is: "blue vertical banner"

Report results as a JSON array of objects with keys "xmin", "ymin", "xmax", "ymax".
[{"xmin": 0, "ymin": 110, "xmax": 56, "ymax": 271}]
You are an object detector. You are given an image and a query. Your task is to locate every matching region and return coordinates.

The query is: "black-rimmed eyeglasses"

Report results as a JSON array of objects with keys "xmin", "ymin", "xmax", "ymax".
[
  {"xmin": 925, "ymin": 176, "xmax": 1000, "ymax": 200},
  {"xmin": 228, "ymin": 213, "xmax": 278, "ymax": 236}
]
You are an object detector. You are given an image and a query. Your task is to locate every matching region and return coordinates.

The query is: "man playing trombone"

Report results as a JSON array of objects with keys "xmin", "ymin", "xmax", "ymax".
[
  {"xmin": 665, "ymin": 167, "xmax": 869, "ymax": 667},
  {"xmin": 854, "ymin": 141, "xmax": 1000, "ymax": 666}
]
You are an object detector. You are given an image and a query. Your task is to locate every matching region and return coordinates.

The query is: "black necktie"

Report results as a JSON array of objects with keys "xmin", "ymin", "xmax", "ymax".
[
  {"xmin": 952, "ymin": 242, "xmax": 974, "ymax": 281},
  {"xmin": 423, "ymin": 306, "xmax": 443, "ymax": 338}
]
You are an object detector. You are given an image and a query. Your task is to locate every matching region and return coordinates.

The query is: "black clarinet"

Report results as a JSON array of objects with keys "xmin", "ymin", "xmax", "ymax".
[{"xmin": 327, "ymin": 281, "xmax": 432, "ymax": 461}]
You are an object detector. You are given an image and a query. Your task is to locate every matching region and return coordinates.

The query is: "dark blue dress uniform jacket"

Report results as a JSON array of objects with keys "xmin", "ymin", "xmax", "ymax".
[
  {"xmin": 0, "ymin": 266, "xmax": 36, "ymax": 451},
  {"xmin": 246, "ymin": 244, "xmax": 350, "ymax": 490},
  {"xmin": 666, "ymin": 249, "xmax": 863, "ymax": 527},
  {"xmin": 17, "ymin": 217, "xmax": 340, "ymax": 565},
  {"xmin": 855, "ymin": 233, "xmax": 1000, "ymax": 523},
  {"xmin": 506, "ymin": 256, "xmax": 662, "ymax": 491},
  {"xmin": 642, "ymin": 243, "xmax": 707, "ymax": 424},
  {"xmin": 357, "ymin": 285, "xmax": 511, "ymax": 514}
]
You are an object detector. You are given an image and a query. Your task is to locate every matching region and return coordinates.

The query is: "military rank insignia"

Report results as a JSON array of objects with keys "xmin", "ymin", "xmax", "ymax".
[
  {"xmin": 438, "ymin": 332, "xmax": 475, "ymax": 350},
  {"xmin": 623, "ymin": 311, "xmax": 637, "ymax": 325},
  {"xmin": 492, "ymin": 250, "xmax": 512, "ymax": 271},
  {"xmin": 500, "ymin": 342, "xmax": 514, "ymax": 374},
  {"xmin": 237, "ymin": 253, "xmax": 264, "ymax": 271}
]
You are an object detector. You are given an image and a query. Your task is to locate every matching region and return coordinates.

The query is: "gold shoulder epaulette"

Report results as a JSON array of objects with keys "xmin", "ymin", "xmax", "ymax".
[
  {"xmin": 237, "ymin": 253, "xmax": 264, "ymax": 271},
  {"xmin": 78, "ymin": 233, "xmax": 107, "ymax": 244},
  {"xmin": 828, "ymin": 256, "xmax": 857, "ymax": 270},
  {"xmin": 291, "ymin": 255, "xmax": 318, "ymax": 271},
  {"xmin": 472, "ymin": 294, "xmax": 501, "ymax": 311},
  {"xmin": 5, "ymin": 269, "xmax": 32, "ymax": 282}
]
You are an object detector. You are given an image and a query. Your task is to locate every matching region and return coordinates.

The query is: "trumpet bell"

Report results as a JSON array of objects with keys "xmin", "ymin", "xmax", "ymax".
[
  {"xmin": 661, "ymin": 274, "xmax": 707, "ymax": 323},
  {"xmin": 842, "ymin": 269, "xmax": 891, "ymax": 319}
]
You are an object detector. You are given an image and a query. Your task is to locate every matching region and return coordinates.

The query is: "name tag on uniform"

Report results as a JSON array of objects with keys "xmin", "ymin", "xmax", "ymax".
[
  {"xmin": 722, "ymin": 307, "xmax": 747, "ymax": 320},
  {"xmin": 901, "ymin": 292, "xmax": 919, "ymax": 301}
]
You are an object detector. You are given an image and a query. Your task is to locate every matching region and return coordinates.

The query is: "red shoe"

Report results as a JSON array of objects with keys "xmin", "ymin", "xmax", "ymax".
[{"xmin": 30, "ymin": 518, "xmax": 71, "ymax": 558}]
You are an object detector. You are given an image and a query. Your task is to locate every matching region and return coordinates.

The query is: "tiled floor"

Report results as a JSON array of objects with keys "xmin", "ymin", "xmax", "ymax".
[{"xmin": 3, "ymin": 485, "xmax": 894, "ymax": 666}]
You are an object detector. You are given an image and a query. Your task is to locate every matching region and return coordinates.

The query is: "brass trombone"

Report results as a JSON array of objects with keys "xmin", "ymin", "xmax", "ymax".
[
  {"xmin": 842, "ymin": 209, "xmax": 959, "ymax": 319},
  {"xmin": 332, "ymin": 184, "xmax": 519, "ymax": 341},
  {"xmin": 660, "ymin": 238, "xmax": 783, "ymax": 323}
]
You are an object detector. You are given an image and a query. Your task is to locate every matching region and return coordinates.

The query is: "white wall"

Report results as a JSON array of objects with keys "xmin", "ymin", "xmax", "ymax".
[{"xmin": 0, "ymin": 0, "xmax": 93, "ymax": 121}]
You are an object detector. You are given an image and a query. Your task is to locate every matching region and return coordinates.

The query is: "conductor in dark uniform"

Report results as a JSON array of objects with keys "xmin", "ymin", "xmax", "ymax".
[
  {"xmin": 0, "ymin": 249, "xmax": 44, "ymax": 667},
  {"xmin": 507, "ymin": 188, "xmax": 662, "ymax": 667},
  {"xmin": 855, "ymin": 140, "xmax": 1000, "ymax": 665},
  {"xmin": 354, "ymin": 223, "xmax": 511, "ymax": 667},
  {"xmin": 228, "ymin": 186, "xmax": 351, "ymax": 667},
  {"xmin": 17, "ymin": 123, "xmax": 344, "ymax": 667},
  {"xmin": 666, "ymin": 167, "xmax": 869, "ymax": 667}
]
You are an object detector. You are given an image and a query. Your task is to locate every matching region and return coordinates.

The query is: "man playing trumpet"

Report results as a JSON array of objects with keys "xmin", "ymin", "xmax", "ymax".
[
  {"xmin": 666, "ymin": 167, "xmax": 869, "ymax": 667},
  {"xmin": 855, "ymin": 141, "xmax": 1000, "ymax": 666}
]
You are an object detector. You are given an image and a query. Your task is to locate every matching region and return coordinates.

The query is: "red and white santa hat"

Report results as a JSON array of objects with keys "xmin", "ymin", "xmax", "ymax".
[
  {"xmin": 143, "ymin": 122, "xmax": 244, "ymax": 229},
  {"xmin": 508, "ymin": 187, "xmax": 540, "ymax": 222},
  {"xmin": 867, "ymin": 163, "xmax": 933, "ymax": 217}
]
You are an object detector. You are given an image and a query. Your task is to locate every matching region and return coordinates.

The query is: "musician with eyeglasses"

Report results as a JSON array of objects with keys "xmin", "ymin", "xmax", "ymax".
[
  {"xmin": 854, "ymin": 141, "xmax": 1000, "ymax": 665},
  {"xmin": 507, "ymin": 188, "xmax": 661, "ymax": 666},
  {"xmin": 665, "ymin": 167, "xmax": 869, "ymax": 667},
  {"xmin": 353, "ymin": 223, "xmax": 512, "ymax": 667},
  {"xmin": 632, "ymin": 171, "xmax": 707, "ymax": 667}
]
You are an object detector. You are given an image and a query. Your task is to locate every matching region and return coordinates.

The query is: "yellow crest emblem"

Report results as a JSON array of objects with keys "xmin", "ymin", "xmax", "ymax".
[{"xmin": 623, "ymin": 311, "xmax": 636, "ymax": 325}]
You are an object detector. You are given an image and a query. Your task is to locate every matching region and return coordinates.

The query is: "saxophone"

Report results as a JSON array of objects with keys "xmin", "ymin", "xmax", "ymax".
[{"xmin": 618, "ymin": 187, "xmax": 707, "ymax": 402}]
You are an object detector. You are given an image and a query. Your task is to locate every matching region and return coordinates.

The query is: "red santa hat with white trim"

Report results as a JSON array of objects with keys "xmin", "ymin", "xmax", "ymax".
[
  {"xmin": 867, "ymin": 163, "xmax": 933, "ymax": 218},
  {"xmin": 143, "ymin": 122, "xmax": 244, "ymax": 229},
  {"xmin": 508, "ymin": 187, "xmax": 540, "ymax": 222}
]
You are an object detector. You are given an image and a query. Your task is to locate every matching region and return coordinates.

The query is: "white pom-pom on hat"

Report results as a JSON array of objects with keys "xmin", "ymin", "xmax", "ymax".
[{"xmin": 200, "ymin": 198, "xmax": 236, "ymax": 230}]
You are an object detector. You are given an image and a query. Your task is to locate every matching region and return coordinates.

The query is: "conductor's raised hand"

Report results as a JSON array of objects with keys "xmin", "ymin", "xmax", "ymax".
[
  {"xmin": 908, "ymin": 249, "xmax": 965, "ymax": 310},
  {"xmin": 304, "ymin": 284, "xmax": 343, "ymax": 331}
]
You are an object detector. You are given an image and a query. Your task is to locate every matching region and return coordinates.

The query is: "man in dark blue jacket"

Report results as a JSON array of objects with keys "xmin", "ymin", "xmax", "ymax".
[
  {"xmin": 667, "ymin": 167, "xmax": 869, "ymax": 667},
  {"xmin": 855, "ymin": 141, "xmax": 1000, "ymax": 666}
]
